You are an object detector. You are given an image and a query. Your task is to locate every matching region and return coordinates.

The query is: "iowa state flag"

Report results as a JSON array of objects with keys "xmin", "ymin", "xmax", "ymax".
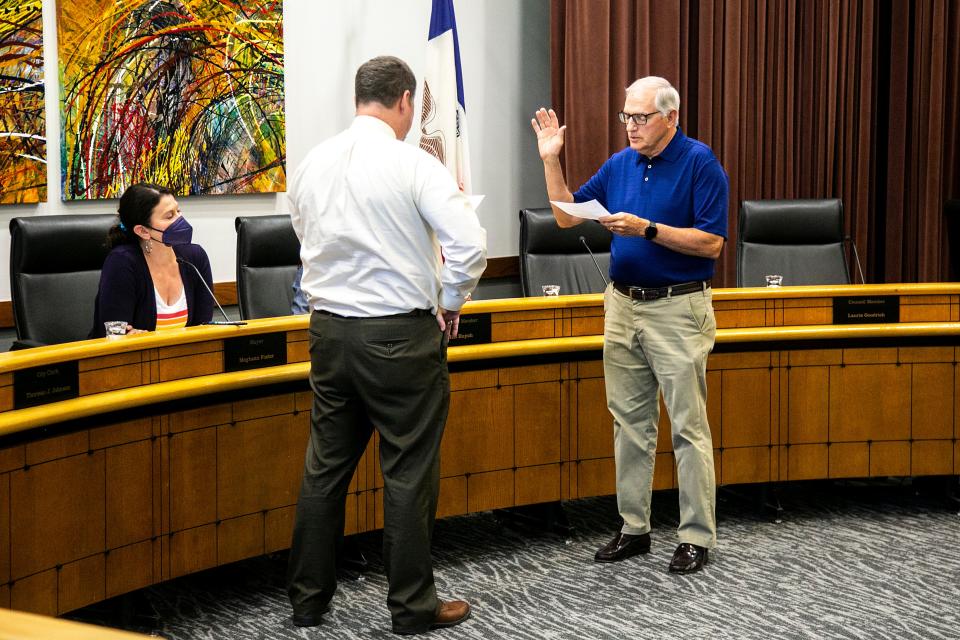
[{"xmin": 419, "ymin": 0, "xmax": 472, "ymax": 193}]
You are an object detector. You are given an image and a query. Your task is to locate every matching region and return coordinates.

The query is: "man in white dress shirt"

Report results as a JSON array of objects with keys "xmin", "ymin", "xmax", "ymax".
[{"xmin": 286, "ymin": 56, "xmax": 487, "ymax": 635}]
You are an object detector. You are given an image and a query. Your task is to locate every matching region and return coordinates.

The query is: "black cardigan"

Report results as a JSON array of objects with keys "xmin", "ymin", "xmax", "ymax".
[{"xmin": 90, "ymin": 243, "xmax": 214, "ymax": 338}]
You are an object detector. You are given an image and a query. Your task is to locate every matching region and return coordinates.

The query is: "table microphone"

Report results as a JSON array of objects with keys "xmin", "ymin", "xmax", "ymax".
[
  {"xmin": 579, "ymin": 236, "xmax": 609, "ymax": 287},
  {"xmin": 176, "ymin": 257, "xmax": 247, "ymax": 326}
]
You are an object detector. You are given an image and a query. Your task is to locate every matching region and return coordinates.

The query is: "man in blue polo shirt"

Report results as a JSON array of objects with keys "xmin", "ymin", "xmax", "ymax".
[{"xmin": 531, "ymin": 76, "xmax": 728, "ymax": 574}]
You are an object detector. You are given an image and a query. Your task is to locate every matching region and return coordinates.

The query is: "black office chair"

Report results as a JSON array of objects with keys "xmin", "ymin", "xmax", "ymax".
[
  {"xmin": 506, "ymin": 206, "xmax": 610, "ymax": 534},
  {"xmin": 737, "ymin": 199, "xmax": 850, "ymax": 287},
  {"xmin": 519, "ymin": 207, "xmax": 612, "ymax": 296},
  {"xmin": 9, "ymin": 215, "xmax": 115, "ymax": 349},
  {"xmin": 235, "ymin": 215, "xmax": 301, "ymax": 319}
]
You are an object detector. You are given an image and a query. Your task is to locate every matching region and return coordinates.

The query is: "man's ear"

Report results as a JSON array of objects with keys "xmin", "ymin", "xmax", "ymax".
[{"xmin": 399, "ymin": 90, "xmax": 412, "ymax": 113}]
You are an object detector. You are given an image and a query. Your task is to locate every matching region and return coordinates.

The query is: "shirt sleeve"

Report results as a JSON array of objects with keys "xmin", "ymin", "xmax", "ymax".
[
  {"xmin": 412, "ymin": 153, "xmax": 487, "ymax": 312},
  {"xmin": 288, "ymin": 189, "xmax": 304, "ymax": 244},
  {"xmin": 572, "ymin": 158, "xmax": 611, "ymax": 208},
  {"xmin": 692, "ymin": 152, "xmax": 730, "ymax": 239}
]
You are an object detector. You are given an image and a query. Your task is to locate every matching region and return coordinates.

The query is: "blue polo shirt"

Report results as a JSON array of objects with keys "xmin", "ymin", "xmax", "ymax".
[{"xmin": 573, "ymin": 128, "xmax": 729, "ymax": 287}]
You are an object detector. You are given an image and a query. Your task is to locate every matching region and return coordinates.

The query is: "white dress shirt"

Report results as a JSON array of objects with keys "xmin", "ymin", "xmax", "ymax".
[{"xmin": 288, "ymin": 116, "xmax": 487, "ymax": 317}]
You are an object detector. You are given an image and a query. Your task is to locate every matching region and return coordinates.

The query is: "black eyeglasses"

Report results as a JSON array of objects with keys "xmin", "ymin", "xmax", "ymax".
[{"xmin": 617, "ymin": 110, "xmax": 660, "ymax": 126}]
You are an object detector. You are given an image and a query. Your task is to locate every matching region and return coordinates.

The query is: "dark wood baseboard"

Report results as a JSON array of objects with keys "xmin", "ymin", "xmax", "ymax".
[
  {"xmin": 0, "ymin": 257, "xmax": 521, "ymax": 331},
  {"xmin": 213, "ymin": 282, "xmax": 238, "ymax": 306},
  {"xmin": 0, "ymin": 302, "xmax": 11, "ymax": 330},
  {"xmin": 483, "ymin": 256, "xmax": 519, "ymax": 278}
]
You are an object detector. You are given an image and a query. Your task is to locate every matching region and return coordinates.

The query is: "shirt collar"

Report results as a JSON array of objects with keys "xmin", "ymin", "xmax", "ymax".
[
  {"xmin": 351, "ymin": 115, "xmax": 398, "ymax": 139},
  {"xmin": 637, "ymin": 126, "xmax": 686, "ymax": 164}
]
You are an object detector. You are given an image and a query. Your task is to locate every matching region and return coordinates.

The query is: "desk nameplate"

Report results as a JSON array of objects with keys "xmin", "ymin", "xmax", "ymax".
[
  {"xmin": 450, "ymin": 313, "xmax": 491, "ymax": 346},
  {"xmin": 14, "ymin": 361, "xmax": 80, "ymax": 409},
  {"xmin": 832, "ymin": 296, "xmax": 900, "ymax": 324},
  {"xmin": 224, "ymin": 332, "xmax": 288, "ymax": 372}
]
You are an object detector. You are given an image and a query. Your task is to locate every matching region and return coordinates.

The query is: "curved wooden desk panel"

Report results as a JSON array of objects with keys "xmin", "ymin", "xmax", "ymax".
[
  {"xmin": 0, "ymin": 284, "xmax": 957, "ymax": 616},
  {"xmin": 0, "ymin": 608, "xmax": 151, "ymax": 639}
]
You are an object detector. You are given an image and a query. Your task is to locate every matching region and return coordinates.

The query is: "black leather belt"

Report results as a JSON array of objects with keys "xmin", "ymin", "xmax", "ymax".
[
  {"xmin": 315, "ymin": 308, "xmax": 433, "ymax": 319},
  {"xmin": 613, "ymin": 280, "xmax": 710, "ymax": 301}
]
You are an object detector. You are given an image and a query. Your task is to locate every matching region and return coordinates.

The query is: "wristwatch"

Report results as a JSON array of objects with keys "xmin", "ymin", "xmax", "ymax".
[{"xmin": 644, "ymin": 220, "xmax": 658, "ymax": 240}]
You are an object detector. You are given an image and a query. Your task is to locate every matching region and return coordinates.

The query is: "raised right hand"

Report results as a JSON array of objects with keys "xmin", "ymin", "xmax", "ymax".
[{"xmin": 531, "ymin": 107, "xmax": 566, "ymax": 160}]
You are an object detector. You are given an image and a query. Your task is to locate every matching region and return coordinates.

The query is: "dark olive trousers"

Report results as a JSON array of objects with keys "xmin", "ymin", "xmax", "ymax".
[{"xmin": 287, "ymin": 310, "xmax": 449, "ymax": 633}]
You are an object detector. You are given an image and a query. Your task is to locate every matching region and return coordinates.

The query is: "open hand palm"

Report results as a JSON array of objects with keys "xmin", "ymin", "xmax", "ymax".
[{"xmin": 531, "ymin": 108, "xmax": 566, "ymax": 159}]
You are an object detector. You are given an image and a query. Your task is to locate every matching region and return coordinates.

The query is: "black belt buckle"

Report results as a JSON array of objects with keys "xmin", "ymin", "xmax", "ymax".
[{"xmin": 635, "ymin": 287, "xmax": 662, "ymax": 301}]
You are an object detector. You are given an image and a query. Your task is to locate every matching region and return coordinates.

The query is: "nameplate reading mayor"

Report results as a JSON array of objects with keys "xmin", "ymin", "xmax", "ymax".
[
  {"xmin": 14, "ymin": 361, "xmax": 80, "ymax": 409},
  {"xmin": 832, "ymin": 296, "xmax": 900, "ymax": 324},
  {"xmin": 224, "ymin": 332, "xmax": 288, "ymax": 372}
]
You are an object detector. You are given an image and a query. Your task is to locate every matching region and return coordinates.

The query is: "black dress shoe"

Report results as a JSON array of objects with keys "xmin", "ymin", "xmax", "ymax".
[
  {"xmin": 668, "ymin": 543, "xmax": 708, "ymax": 574},
  {"xmin": 292, "ymin": 612, "xmax": 324, "ymax": 627},
  {"xmin": 594, "ymin": 532, "xmax": 651, "ymax": 563},
  {"xmin": 291, "ymin": 603, "xmax": 329, "ymax": 628}
]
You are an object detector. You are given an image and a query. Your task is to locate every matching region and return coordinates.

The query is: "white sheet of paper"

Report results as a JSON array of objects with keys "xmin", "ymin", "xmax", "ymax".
[
  {"xmin": 468, "ymin": 195, "xmax": 485, "ymax": 210},
  {"xmin": 549, "ymin": 199, "xmax": 611, "ymax": 220}
]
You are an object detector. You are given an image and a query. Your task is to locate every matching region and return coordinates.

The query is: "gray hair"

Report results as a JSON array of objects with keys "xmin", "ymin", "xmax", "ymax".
[{"xmin": 626, "ymin": 77, "xmax": 680, "ymax": 116}]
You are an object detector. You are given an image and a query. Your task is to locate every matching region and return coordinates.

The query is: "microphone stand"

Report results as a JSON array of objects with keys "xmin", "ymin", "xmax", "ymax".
[
  {"xmin": 844, "ymin": 236, "xmax": 866, "ymax": 284},
  {"xmin": 176, "ymin": 257, "xmax": 246, "ymax": 326},
  {"xmin": 579, "ymin": 236, "xmax": 609, "ymax": 287}
]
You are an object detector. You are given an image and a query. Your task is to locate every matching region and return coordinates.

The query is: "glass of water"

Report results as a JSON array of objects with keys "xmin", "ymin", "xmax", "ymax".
[
  {"xmin": 104, "ymin": 321, "xmax": 128, "ymax": 338},
  {"xmin": 764, "ymin": 274, "xmax": 783, "ymax": 287},
  {"xmin": 542, "ymin": 284, "xmax": 560, "ymax": 296}
]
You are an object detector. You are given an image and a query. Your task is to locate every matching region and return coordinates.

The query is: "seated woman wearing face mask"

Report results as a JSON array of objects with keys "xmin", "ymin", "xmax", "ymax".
[{"xmin": 90, "ymin": 183, "xmax": 214, "ymax": 337}]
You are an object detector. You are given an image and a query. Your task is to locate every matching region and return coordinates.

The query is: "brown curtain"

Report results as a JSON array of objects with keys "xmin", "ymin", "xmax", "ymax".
[{"xmin": 551, "ymin": 0, "xmax": 960, "ymax": 286}]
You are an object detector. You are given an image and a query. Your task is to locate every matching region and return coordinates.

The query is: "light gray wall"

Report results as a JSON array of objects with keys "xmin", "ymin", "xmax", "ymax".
[{"xmin": 0, "ymin": 0, "xmax": 551, "ymax": 301}]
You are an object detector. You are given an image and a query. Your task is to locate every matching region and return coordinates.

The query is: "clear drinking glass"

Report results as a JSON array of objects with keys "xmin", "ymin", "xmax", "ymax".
[
  {"xmin": 542, "ymin": 284, "xmax": 560, "ymax": 296},
  {"xmin": 765, "ymin": 274, "xmax": 783, "ymax": 287},
  {"xmin": 104, "ymin": 321, "xmax": 128, "ymax": 338}
]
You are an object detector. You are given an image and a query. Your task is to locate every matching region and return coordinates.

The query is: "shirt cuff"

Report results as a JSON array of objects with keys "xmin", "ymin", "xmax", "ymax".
[{"xmin": 439, "ymin": 290, "xmax": 465, "ymax": 312}]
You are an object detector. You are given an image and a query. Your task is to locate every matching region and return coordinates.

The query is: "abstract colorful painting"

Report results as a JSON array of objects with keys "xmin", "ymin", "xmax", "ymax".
[
  {"xmin": 0, "ymin": 0, "xmax": 47, "ymax": 204},
  {"xmin": 57, "ymin": 0, "xmax": 285, "ymax": 200}
]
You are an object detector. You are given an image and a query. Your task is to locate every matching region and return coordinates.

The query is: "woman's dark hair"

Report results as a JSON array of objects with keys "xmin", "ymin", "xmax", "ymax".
[{"xmin": 107, "ymin": 183, "xmax": 174, "ymax": 248}]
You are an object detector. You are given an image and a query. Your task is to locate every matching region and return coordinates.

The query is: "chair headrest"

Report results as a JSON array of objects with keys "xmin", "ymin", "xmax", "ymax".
[
  {"xmin": 235, "ymin": 215, "xmax": 300, "ymax": 267},
  {"xmin": 739, "ymin": 199, "xmax": 843, "ymax": 244},
  {"xmin": 520, "ymin": 207, "xmax": 611, "ymax": 254},
  {"xmin": 10, "ymin": 215, "xmax": 115, "ymax": 274}
]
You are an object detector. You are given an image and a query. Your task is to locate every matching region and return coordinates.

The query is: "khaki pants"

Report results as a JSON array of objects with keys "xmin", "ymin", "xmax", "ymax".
[{"xmin": 603, "ymin": 283, "xmax": 717, "ymax": 549}]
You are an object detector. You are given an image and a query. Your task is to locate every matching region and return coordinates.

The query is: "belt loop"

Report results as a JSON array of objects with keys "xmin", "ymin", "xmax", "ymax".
[{"xmin": 666, "ymin": 285, "xmax": 673, "ymax": 299}]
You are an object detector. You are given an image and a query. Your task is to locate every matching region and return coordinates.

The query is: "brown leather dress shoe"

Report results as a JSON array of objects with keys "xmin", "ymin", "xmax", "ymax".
[
  {"xmin": 394, "ymin": 600, "xmax": 471, "ymax": 635},
  {"xmin": 431, "ymin": 600, "xmax": 471, "ymax": 630},
  {"xmin": 594, "ymin": 532, "xmax": 651, "ymax": 563},
  {"xmin": 668, "ymin": 543, "xmax": 708, "ymax": 574}
]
